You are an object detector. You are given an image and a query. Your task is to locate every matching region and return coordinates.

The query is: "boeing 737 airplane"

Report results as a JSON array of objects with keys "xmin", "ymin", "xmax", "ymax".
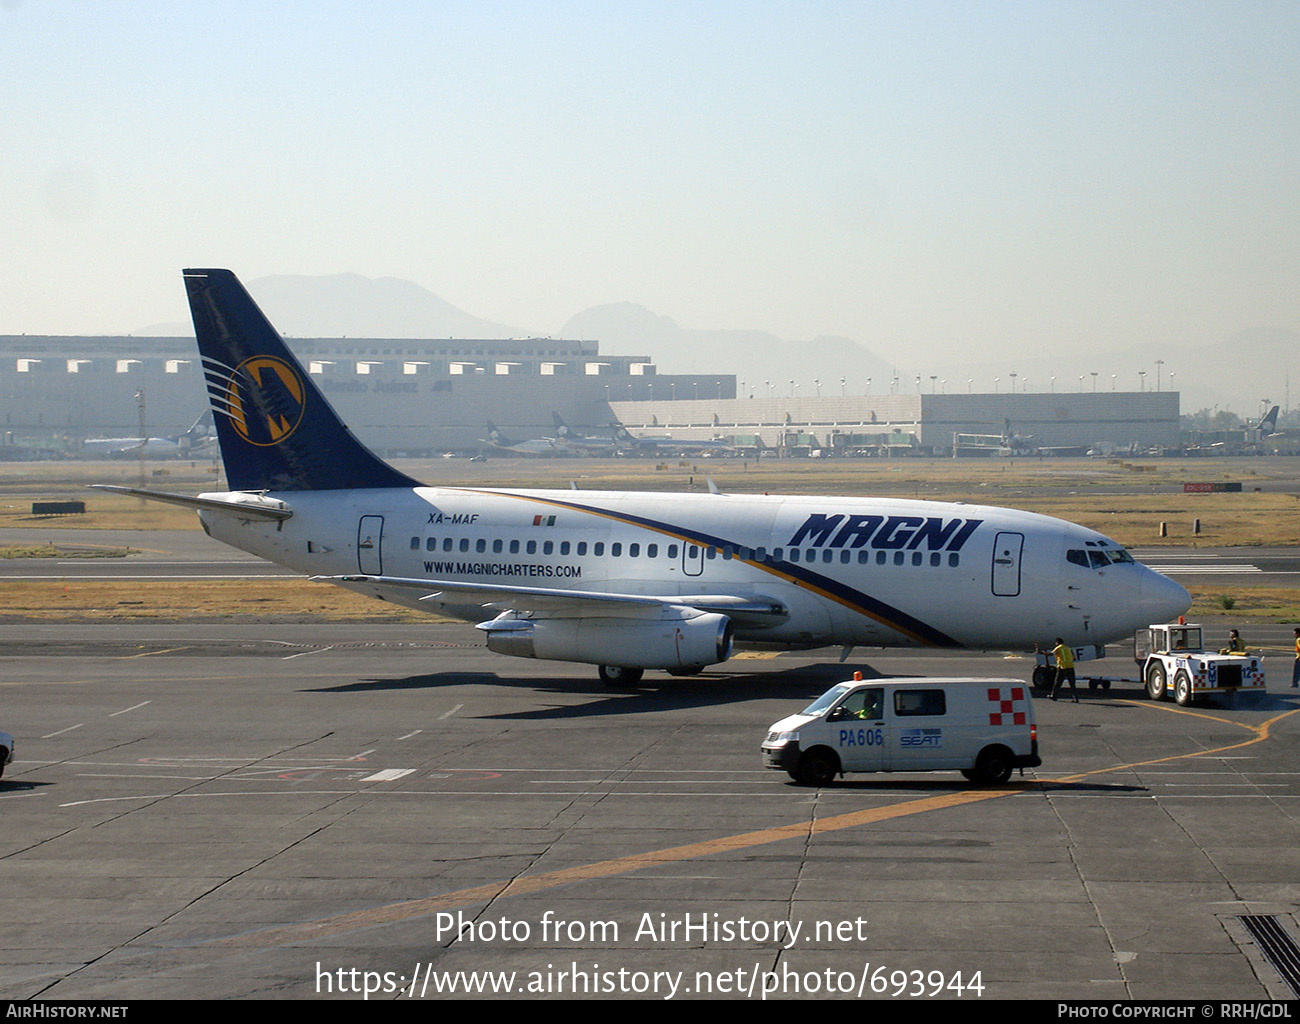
[
  {"xmin": 610, "ymin": 423, "xmax": 736, "ymax": 457},
  {"xmin": 81, "ymin": 413, "xmax": 214, "ymax": 460},
  {"xmin": 96, "ymin": 270, "xmax": 1190, "ymax": 685},
  {"xmin": 479, "ymin": 421, "xmax": 567, "ymax": 457}
]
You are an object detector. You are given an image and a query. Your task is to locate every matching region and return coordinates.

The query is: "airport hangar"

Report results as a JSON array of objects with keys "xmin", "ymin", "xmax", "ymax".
[{"xmin": 0, "ymin": 334, "xmax": 1177, "ymax": 456}]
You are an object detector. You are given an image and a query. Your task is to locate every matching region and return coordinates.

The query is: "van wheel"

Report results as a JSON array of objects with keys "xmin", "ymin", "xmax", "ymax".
[
  {"xmin": 794, "ymin": 749, "xmax": 839, "ymax": 787},
  {"xmin": 1174, "ymin": 670, "xmax": 1193, "ymax": 707},
  {"xmin": 598, "ymin": 665, "xmax": 644, "ymax": 688},
  {"xmin": 1145, "ymin": 662, "xmax": 1167, "ymax": 701},
  {"xmin": 972, "ymin": 746, "xmax": 1013, "ymax": 785}
]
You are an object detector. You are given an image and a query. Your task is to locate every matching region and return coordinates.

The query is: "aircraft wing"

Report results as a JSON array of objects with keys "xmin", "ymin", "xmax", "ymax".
[{"xmin": 324, "ymin": 573, "xmax": 788, "ymax": 624}]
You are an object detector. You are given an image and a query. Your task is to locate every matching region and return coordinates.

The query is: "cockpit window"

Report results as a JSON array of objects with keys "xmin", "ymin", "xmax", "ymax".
[{"xmin": 1070, "ymin": 546, "xmax": 1135, "ymax": 568}]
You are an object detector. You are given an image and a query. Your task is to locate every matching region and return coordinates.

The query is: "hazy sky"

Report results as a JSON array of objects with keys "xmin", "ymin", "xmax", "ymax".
[{"xmin": 4, "ymin": 1, "xmax": 1298, "ymax": 369}]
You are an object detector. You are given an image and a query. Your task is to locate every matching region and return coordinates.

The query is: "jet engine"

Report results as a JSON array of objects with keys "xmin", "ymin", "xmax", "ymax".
[{"xmin": 477, "ymin": 610, "xmax": 733, "ymax": 671}]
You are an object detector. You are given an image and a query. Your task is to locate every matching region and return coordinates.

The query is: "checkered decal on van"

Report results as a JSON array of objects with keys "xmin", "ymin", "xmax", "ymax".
[{"xmin": 987, "ymin": 686, "xmax": 1028, "ymax": 726}]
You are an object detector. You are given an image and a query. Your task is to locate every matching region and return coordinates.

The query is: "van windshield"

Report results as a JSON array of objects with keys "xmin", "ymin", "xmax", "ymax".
[{"xmin": 801, "ymin": 684, "xmax": 852, "ymax": 717}]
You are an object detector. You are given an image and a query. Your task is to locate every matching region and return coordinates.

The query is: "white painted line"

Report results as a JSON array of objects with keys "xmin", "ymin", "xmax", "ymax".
[
  {"xmin": 282, "ymin": 646, "xmax": 334, "ymax": 660},
  {"xmin": 361, "ymin": 769, "xmax": 415, "ymax": 783}
]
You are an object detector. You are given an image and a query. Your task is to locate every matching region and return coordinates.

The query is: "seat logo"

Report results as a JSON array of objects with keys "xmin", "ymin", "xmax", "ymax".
[{"xmin": 223, "ymin": 356, "xmax": 306, "ymax": 446}]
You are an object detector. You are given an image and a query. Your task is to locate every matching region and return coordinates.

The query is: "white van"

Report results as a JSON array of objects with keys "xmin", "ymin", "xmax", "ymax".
[{"xmin": 762, "ymin": 675, "xmax": 1041, "ymax": 786}]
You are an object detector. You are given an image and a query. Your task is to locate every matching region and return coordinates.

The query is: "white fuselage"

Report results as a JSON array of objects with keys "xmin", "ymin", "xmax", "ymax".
[{"xmin": 198, "ymin": 485, "xmax": 1190, "ymax": 651}]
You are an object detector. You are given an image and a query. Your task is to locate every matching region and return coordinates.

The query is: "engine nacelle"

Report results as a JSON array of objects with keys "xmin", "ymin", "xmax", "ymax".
[{"xmin": 478, "ymin": 611, "xmax": 733, "ymax": 670}]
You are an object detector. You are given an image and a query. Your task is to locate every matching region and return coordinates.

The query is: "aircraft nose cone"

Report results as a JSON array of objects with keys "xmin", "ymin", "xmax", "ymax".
[{"xmin": 1142, "ymin": 569, "xmax": 1191, "ymax": 623}]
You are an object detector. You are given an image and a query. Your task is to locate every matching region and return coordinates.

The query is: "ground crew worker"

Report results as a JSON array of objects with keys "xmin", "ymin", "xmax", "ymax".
[
  {"xmin": 1220, "ymin": 629, "xmax": 1246, "ymax": 655},
  {"xmin": 1050, "ymin": 637, "xmax": 1078, "ymax": 703},
  {"xmin": 1292, "ymin": 627, "xmax": 1299, "ymax": 689}
]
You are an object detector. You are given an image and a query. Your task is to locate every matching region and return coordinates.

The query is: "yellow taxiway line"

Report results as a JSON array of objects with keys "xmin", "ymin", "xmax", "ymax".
[{"xmin": 210, "ymin": 704, "xmax": 1298, "ymax": 949}]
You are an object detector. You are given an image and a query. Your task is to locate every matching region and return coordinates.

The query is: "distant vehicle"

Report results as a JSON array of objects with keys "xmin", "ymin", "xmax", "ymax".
[
  {"xmin": 1136, "ymin": 621, "xmax": 1265, "ymax": 705},
  {"xmin": 762, "ymin": 675, "xmax": 1041, "ymax": 786},
  {"xmin": 0, "ymin": 730, "xmax": 13, "ymax": 779}
]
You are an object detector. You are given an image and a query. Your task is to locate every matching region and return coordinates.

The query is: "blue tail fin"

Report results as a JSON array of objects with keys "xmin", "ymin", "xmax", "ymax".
[
  {"xmin": 1259, "ymin": 405, "xmax": 1280, "ymax": 437},
  {"xmin": 184, "ymin": 269, "xmax": 422, "ymax": 491}
]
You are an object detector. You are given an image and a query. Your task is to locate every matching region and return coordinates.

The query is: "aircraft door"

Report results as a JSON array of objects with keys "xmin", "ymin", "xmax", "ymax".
[
  {"xmin": 357, "ymin": 515, "xmax": 385, "ymax": 574},
  {"xmin": 991, "ymin": 531, "xmax": 1023, "ymax": 597},
  {"xmin": 682, "ymin": 541, "xmax": 705, "ymax": 577}
]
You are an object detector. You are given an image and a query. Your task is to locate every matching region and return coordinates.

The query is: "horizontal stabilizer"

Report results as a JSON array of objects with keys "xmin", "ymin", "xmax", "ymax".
[{"xmin": 89, "ymin": 484, "xmax": 293, "ymax": 521}]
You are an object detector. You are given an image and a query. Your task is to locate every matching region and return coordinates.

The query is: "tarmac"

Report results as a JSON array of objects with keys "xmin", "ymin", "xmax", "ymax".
[{"xmin": 2, "ymin": 620, "xmax": 1299, "ymax": 1001}]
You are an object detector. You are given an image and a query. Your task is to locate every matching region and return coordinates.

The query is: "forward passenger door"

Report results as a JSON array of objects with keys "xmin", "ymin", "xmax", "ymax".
[{"xmin": 357, "ymin": 515, "xmax": 385, "ymax": 574}]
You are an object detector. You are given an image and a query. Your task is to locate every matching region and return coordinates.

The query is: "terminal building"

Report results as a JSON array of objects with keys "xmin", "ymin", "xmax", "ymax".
[
  {"xmin": 0, "ymin": 335, "xmax": 730, "ymax": 455},
  {"xmin": 0, "ymin": 334, "xmax": 1178, "ymax": 457},
  {"xmin": 610, "ymin": 391, "xmax": 1181, "ymax": 456}
]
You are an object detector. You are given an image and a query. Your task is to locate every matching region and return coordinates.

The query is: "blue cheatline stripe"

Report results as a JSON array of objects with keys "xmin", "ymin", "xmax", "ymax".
[{"xmin": 450, "ymin": 488, "xmax": 963, "ymax": 648}]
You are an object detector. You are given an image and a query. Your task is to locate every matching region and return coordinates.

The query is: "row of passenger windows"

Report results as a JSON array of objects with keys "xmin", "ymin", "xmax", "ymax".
[
  {"xmin": 413, "ymin": 535, "xmax": 676, "ymax": 559},
  {"xmin": 410, "ymin": 535, "xmax": 962, "ymax": 568}
]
